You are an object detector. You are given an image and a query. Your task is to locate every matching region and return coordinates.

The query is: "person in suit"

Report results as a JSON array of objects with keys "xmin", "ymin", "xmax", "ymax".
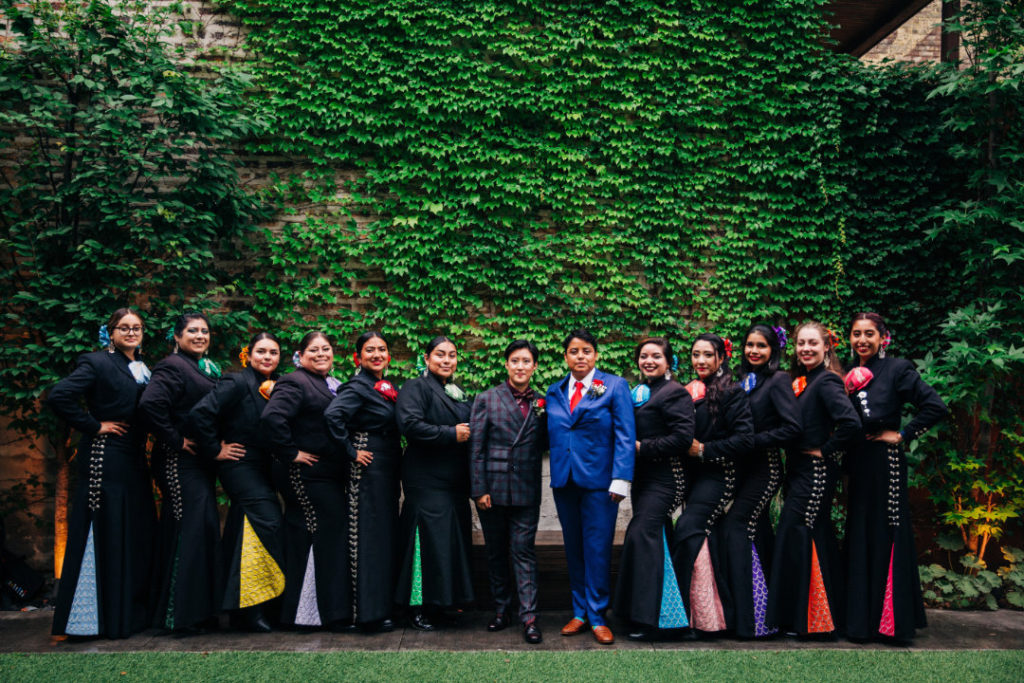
[
  {"xmin": 48, "ymin": 308, "xmax": 156, "ymax": 639},
  {"xmin": 546, "ymin": 328, "xmax": 635, "ymax": 645},
  {"xmin": 615, "ymin": 337, "xmax": 694, "ymax": 641},
  {"xmin": 671, "ymin": 333, "xmax": 754, "ymax": 639},
  {"xmin": 470, "ymin": 339, "xmax": 549, "ymax": 645},
  {"xmin": 766, "ymin": 322, "xmax": 860, "ymax": 638},
  {"xmin": 139, "ymin": 311, "xmax": 221, "ymax": 634},
  {"xmin": 187, "ymin": 331, "xmax": 284, "ymax": 633},
  {"xmin": 260, "ymin": 331, "xmax": 351, "ymax": 631},
  {"xmin": 714, "ymin": 324, "xmax": 800, "ymax": 639},
  {"xmin": 394, "ymin": 336, "xmax": 475, "ymax": 630},
  {"xmin": 324, "ymin": 330, "xmax": 403, "ymax": 633}
]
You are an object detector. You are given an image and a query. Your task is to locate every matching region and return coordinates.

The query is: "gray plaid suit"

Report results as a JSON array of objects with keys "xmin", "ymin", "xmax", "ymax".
[{"xmin": 470, "ymin": 382, "xmax": 548, "ymax": 622}]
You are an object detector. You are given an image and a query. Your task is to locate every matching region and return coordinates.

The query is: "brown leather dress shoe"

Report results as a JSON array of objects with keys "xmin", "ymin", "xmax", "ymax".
[
  {"xmin": 560, "ymin": 617, "xmax": 588, "ymax": 636},
  {"xmin": 592, "ymin": 625, "xmax": 615, "ymax": 644}
]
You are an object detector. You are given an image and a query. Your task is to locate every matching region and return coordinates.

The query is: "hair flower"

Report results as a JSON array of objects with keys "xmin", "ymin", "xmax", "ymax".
[
  {"xmin": 416, "ymin": 355, "xmax": 427, "ymax": 377},
  {"xmin": 722, "ymin": 338, "xmax": 733, "ymax": 359},
  {"xmin": 792, "ymin": 376, "xmax": 808, "ymax": 397},
  {"xmin": 374, "ymin": 379, "xmax": 398, "ymax": 402},
  {"xmin": 670, "ymin": 354, "xmax": 680, "ymax": 373},
  {"xmin": 825, "ymin": 328, "xmax": 842, "ymax": 349},
  {"xmin": 685, "ymin": 380, "xmax": 706, "ymax": 402},
  {"xmin": 881, "ymin": 331, "xmax": 893, "ymax": 350},
  {"xmin": 259, "ymin": 379, "xmax": 275, "ymax": 399},
  {"xmin": 773, "ymin": 326, "xmax": 788, "ymax": 350},
  {"xmin": 238, "ymin": 345, "xmax": 250, "ymax": 368},
  {"xmin": 352, "ymin": 351, "xmax": 361, "ymax": 367},
  {"xmin": 98, "ymin": 324, "xmax": 112, "ymax": 348},
  {"xmin": 292, "ymin": 350, "xmax": 302, "ymax": 368},
  {"xmin": 586, "ymin": 379, "xmax": 606, "ymax": 399},
  {"xmin": 532, "ymin": 398, "xmax": 546, "ymax": 417},
  {"xmin": 165, "ymin": 327, "xmax": 175, "ymax": 342}
]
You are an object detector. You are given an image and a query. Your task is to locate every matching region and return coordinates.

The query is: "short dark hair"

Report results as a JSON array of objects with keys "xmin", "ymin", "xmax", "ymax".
[
  {"xmin": 562, "ymin": 328, "xmax": 598, "ymax": 352},
  {"xmin": 297, "ymin": 331, "xmax": 332, "ymax": 354},
  {"xmin": 739, "ymin": 323, "xmax": 782, "ymax": 376},
  {"xmin": 174, "ymin": 312, "xmax": 209, "ymax": 337},
  {"xmin": 425, "ymin": 335, "xmax": 456, "ymax": 356},
  {"xmin": 355, "ymin": 330, "xmax": 388, "ymax": 355},
  {"xmin": 504, "ymin": 339, "xmax": 539, "ymax": 362},
  {"xmin": 248, "ymin": 330, "xmax": 280, "ymax": 351}
]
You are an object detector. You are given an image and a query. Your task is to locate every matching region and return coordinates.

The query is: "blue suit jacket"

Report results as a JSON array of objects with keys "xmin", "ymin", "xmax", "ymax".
[{"xmin": 546, "ymin": 369, "xmax": 636, "ymax": 489}]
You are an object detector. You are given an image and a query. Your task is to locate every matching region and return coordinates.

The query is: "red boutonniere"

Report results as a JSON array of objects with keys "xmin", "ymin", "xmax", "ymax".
[
  {"xmin": 586, "ymin": 379, "xmax": 606, "ymax": 399},
  {"xmin": 844, "ymin": 367, "xmax": 874, "ymax": 395},
  {"xmin": 792, "ymin": 376, "xmax": 807, "ymax": 397},
  {"xmin": 374, "ymin": 379, "xmax": 398, "ymax": 402},
  {"xmin": 532, "ymin": 398, "xmax": 546, "ymax": 416},
  {"xmin": 685, "ymin": 380, "xmax": 706, "ymax": 402},
  {"xmin": 259, "ymin": 379, "xmax": 276, "ymax": 400}
]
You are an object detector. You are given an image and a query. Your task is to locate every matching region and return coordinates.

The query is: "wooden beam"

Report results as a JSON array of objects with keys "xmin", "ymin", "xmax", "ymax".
[
  {"xmin": 941, "ymin": 0, "xmax": 960, "ymax": 63},
  {"xmin": 844, "ymin": 0, "xmax": 936, "ymax": 57}
]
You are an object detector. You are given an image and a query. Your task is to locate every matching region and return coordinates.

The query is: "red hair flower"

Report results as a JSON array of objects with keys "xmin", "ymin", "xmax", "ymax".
[
  {"xmin": 722, "ymin": 338, "xmax": 733, "ymax": 359},
  {"xmin": 352, "ymin": 351, "xmax": 361, "ymax": 367},
  {"xmin": 825, "ymin": 328, "xmax": 842, "ymax": 349},
  {"xmin": 238, "ymin": 346, "xmax": 250, "ymax": 368}
]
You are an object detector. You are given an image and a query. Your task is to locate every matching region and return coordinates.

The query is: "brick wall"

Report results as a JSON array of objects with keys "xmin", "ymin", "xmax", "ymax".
[{"xmin": 862, "ymin": 0, "xmax": 943, "ymax": 64}]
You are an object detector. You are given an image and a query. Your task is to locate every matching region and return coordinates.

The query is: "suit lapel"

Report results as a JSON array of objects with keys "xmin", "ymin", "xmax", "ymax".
[
  {"xmin": 498, "ymin": 383, "xmax": 533, "ymax": 447},
  {"xmin": 424, "ymin": 375, "xmax": 461, "ymax": 421},
  {"xmin": 301, "ymin": 368, "xmax": 333, "ymax": 401},
  {"xmin": 103, "ymin": 350, "xmax": 136, "ymax": 382},
  {"xmin": 569, "ymin": 369, "xmax": 604, "ymax": 426}
]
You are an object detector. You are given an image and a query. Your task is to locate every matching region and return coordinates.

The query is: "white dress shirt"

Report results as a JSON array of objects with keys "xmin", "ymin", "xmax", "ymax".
[{"xmin": 567, "ymin": 369, "xmax": 630, "ymax": 498}]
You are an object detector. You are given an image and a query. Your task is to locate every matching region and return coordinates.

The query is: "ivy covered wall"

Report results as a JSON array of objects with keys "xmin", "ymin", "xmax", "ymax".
[{"xmin": 222, "ymin": 0, "xmax": 966, "ymax": 389}]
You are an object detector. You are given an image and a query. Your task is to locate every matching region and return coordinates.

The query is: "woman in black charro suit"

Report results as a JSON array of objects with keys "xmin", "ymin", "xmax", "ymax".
[
  {"xmin": 715, "ymin": 324, "xmax": 800, "ymax": 638},
  {"xmin": 187, "ymin": 331, "xmax": 285, "ymax": 632},
  {"xmin": 261, "ymin": 331, "xmax": 351, "ymax": 631},
  {"xmin": 615, "ymin": 337, "xmax": 694, "ymax": 641},
  {"xmin": 324, "ymin": 331, "xmax": 402, "ymax": 633},
  {"xmin": 766, "ymin": 321, "xmax": 860, "ymax": 638},
  {"xmin": 394, "ymin": 335, "xmax": 474, "ymax": 630},
  {"xmin": 139, "ymin": 311, "xmax": 222, "ymax": 634},
  {"xmin": 843, "ymin": 312, "xmax": 946, "ymax": 643},
  {"xmin": 48, "ymin": 308, "xmax": 156, "ymax": 639}
]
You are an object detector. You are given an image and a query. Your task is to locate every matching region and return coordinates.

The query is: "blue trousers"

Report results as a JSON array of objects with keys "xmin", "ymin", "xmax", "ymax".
[{"xmin": 552, "ymin": 482, "xmax": 620, "ymax": 626}]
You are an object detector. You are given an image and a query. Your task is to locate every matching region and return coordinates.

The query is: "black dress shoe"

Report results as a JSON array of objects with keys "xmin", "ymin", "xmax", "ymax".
[
  {"xmin": 523, "ymin": 620, "xmax": 542, "ymax": 644},
  {"xmin": 359, "ymin": 618, "xmax": 396, "ymax": 634},
  {"xmin": 380, "ymin": 618, "xmax": 395, "ymax": 632},
  {"xmin": 487, "ymin": 613, "xmax": 511, "ymax": 632},
  {"xmin": 327, "ymin": 619, "xmax": 358, "ymax": 633},
  {"xmin": 627, "ymin": 627, "xmax": 656, "ymax": 642},
  {"xmin": 409, "ymin": 610, "xmax": 435, "ymax": 631},
  {"xmin": 230, "ymin": 609, "xmax": 273, "ymax": 633}
]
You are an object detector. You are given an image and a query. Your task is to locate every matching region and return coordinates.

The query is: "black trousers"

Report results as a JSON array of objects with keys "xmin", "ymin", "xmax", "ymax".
[{"xmin": 478, "ymin": 504, "xmax": 540, "ymax": 623}]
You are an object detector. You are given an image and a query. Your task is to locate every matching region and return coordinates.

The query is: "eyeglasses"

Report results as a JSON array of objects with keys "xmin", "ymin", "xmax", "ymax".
[{"xmin": 115, "ymin": 326, "xmax": 143, "ymax": 334}]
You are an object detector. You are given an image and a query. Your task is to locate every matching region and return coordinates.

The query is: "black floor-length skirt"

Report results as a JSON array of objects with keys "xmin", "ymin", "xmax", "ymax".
[
  {"xmin": 615, "ymin": 459, "xmax": 687, "ymax": 629},
  {"xmin": 765, "ymin": 452, "xmax": 844, "ymax": 635},
  {"xmin": 347, "ymin": 432, "xmax": 401, "ymax": 624},
  {"xmin": 218, "ymin": 450, "xmax": 285, "ymax": 612},
  {"xmin": 394, "ymin": 484, "xmax": 475, "ymax": 609},
  {"xmin": 274, "ymin": 457, "xmax": 351, "ymax": 627},
  {"xmin": 52, "ymin": 432, "xmax": 156, "ymax": 638},
  {"xmin": 712, "ymin": 450, "xmax": 782, "ymax": 638},
  {"xmin": 152, "ymin": 443, "xmax": 223, "ymax": 631},
  {"xmin": 670, "ymin": 462, "xmax": 734, "ymax": 632},
  {"xmin": 844, "ymin": 440, "xmax": 926, "ymax": 641}
]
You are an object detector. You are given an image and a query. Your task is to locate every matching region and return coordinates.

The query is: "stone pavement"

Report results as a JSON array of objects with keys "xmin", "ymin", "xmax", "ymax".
[{"xmin": 1, "ymin": 609, "xmax": 1021, "ymax": 653}]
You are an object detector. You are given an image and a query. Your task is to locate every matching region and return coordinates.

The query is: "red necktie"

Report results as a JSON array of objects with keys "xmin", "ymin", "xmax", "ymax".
[{"xmin": 570, "ymin": 381, "xmax": 584, "ymax": 413}]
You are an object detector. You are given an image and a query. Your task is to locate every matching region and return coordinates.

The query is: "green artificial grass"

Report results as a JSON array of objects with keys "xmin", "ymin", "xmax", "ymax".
[{"xmin": 1, "ymin": 651, "xmax": 1022, "ymax": 682}]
